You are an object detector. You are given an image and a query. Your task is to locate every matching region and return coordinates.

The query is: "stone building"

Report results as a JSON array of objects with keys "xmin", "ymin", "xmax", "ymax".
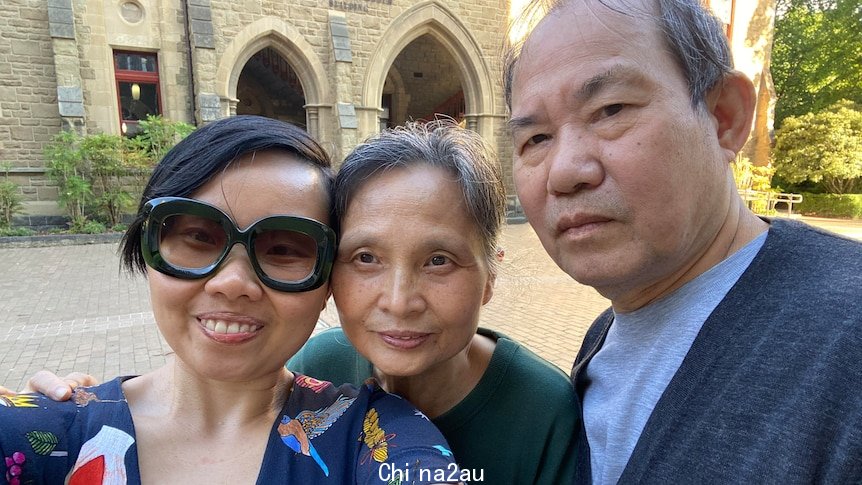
[{"xmin": 0, "ymin": 0, "xmax": 776, "ymax": 226}]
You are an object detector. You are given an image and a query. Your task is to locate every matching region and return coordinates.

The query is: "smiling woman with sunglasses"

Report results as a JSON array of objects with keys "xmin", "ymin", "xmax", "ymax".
[{"xmin": 0, "ymin": 116, "xmax": 458, "ymax": 485}]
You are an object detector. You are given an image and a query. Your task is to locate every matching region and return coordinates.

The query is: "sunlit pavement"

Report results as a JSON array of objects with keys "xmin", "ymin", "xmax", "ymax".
[{"xmin": 1, "ymin": 216, "xmax": 859, "ymax": 389}]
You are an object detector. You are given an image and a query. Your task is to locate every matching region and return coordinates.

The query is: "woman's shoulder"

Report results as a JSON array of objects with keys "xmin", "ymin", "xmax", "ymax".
[
  {"xmin": 481, "ymin": 328, "xmax": 575, "ymax": 398},
  {"xmin": 287, "ymin": 329, "xmax": 372, "ymax": 386},
  {"xmin": 0, "ymin": 378, "xmax": 133, "ymax": 483},
  {"xmin": 288, "ymin": 328, "xmax": 356, "ymax": 365},
  {"xmin": 282, "ymin": 377, "xmax": 459, "ymax": 484}
]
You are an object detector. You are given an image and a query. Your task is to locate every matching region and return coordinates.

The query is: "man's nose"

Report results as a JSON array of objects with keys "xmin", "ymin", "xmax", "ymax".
[{"xmin": 546, "ymin": 129, "xmax": 605, "ymax": 195}]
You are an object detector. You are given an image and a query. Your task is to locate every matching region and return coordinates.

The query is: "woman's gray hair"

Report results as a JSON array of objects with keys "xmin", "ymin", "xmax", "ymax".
[
  {"xmin": 503, "ymin": 0, "xmax": 733, "ymax": 110},
  {"xmin": 334, "ymin": 119, "xmax": 506, "ymax": 272}
]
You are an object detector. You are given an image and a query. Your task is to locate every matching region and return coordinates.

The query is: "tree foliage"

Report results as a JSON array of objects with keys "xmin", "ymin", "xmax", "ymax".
[
  {"xmin": 773, "ymin": 100, "xmax": 862, "ymax": 194},
  {"xmin": 772, "ymin": 0, "xmax": 862, "ymax": 128}
]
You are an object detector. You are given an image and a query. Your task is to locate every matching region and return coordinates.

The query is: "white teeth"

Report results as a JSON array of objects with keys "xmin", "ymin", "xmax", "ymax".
[{"xmin": 202, "ymin": 319, "xmax": 259, "ymax": 334}]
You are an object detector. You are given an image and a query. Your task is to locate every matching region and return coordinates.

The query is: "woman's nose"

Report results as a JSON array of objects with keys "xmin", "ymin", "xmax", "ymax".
[
  {"xmin": 203, "ymin": 245, "xmax": 265, "ymax": 301},
  {"xmin": 378, "ymin": 268, "xmax": 426, "ymax": 317}
]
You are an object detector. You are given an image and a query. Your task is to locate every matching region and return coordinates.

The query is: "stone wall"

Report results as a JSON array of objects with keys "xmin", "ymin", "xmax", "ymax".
[{"xmin": 0, "ymin": 0, "xmax": 774, "ymax": 224}]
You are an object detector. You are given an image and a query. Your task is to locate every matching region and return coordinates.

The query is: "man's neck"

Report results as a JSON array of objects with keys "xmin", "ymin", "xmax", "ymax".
[{"xmin": 611, "ymin": 205, "xmax": 768, "ymax": 313}]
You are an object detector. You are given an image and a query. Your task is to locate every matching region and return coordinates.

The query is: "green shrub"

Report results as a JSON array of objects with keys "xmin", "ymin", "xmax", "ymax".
[
  {"xmin": 797, "ymin": 193, "xmax": 862, "ymax": 219},
  {"xmin": 44, "ymin": 131, "xmax": 91, "ymax": 221},
  {"xmin": 0, "ymin": 162, "xmax": 23, "ymax": 228},
  {"xmin": 0, "ymin": 226, "xmax": 34, "ymax": 237},
  {"xmin": 68, "ymin": 216, "xmax": 107, "ymax": 234},
  {"xmin": 81, "ymin": 133, "xmax": 132, "ymax": 226},
  {"xmin": 42, "ymin": 119, "xmax": 194, "ymax": 233}
]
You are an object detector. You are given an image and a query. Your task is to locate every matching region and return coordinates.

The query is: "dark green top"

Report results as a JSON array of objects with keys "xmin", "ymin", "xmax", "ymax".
[{"xmin": 288, "ymin": 327, "xmax": 578, "ymax": 484}]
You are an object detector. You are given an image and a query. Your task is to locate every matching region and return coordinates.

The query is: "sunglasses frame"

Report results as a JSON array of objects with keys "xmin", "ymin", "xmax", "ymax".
[{"xmin": 141, "ymin": 196, "xmax": 336, "ymax": 292}]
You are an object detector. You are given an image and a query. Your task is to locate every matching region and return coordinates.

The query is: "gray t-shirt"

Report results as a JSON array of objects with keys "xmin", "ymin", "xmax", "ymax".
[{"xmin": 583, "ymin": 232, "xmax": 767, "ymax": 484}]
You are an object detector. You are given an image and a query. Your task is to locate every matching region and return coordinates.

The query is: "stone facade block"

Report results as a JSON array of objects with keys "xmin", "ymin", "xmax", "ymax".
[
  {"xmin": 11, "ymin": 40, "xmax": 42, "ymax": 56},
  {"xmin": 11, "ymin": 126, "xmax": 34, "ymax": 141},
  {"xmin": 329, "ymin": 13, "xmax": 353, "ymax": 63},
  {"xmin": 47, "ymin": 0, "xmax": 75, "ymax": 39},
  {"xmin": 198, "ymin": 93, "xmax": 221, "ymax": 122},
  {"xmin": 336, "ymin": 102, "xmax": 357, "ymax": 129}
]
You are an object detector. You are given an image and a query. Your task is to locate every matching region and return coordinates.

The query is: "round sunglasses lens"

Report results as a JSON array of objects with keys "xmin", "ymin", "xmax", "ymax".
[
  {"xmin": 253, "ymin": 229, "xmax": 318, "ymax": 283},
  {"xmin": 158, "ymin": 214, "xmax": 228, "ymax": 270}
]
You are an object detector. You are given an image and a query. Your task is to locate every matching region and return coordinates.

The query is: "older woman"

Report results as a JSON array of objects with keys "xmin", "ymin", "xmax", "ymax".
[
  {"xmin": 0, "ymin": 116, "xmax": 457, "ymax": 484},
  {"xmin": 289, "ymin": 120, "xmax": 578, "ymax": 484}
]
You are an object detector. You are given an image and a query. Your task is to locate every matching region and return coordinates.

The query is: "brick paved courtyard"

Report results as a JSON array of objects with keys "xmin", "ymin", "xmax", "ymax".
[
  {"xmin": 0, "ymin": 222, "xmax": 608, "ymax": 390},
  {"xmin": 2, "ymin": 217, "xmax": 860, "ymax": 390}
]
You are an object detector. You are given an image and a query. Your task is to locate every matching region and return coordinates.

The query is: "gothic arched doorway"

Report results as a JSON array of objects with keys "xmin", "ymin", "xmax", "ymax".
[
  {"xmin": 236, "ymin": 47, "xmax": 306, "ymax": 127},
  {"xmin": 382, "ymin": 33, "xmax": 465, "ymax": 128}
]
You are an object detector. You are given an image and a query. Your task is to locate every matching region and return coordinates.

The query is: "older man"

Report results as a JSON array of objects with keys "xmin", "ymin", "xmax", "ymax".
[{"xmin": 504, "ymin": 0, "xmax": 861, "ymax": 483}]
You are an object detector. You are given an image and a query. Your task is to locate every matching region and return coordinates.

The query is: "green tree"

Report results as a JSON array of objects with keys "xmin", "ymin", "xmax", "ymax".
[
  {"xmin": 773, "ymin": 100, "xmax": 862, "ymax": 194},
  {"xmin": 772, "ymin": 0, "xmax": 862, "ymax": 128}
]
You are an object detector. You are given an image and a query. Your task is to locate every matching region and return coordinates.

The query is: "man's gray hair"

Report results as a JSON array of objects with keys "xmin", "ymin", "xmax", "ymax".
[
  {"xmin": 503, "ymin": 0, "xmax": 733, "ymax": 110},
  {"xmin": 334, "ymin": 119, "xmax": 506, "ymax": 271}
]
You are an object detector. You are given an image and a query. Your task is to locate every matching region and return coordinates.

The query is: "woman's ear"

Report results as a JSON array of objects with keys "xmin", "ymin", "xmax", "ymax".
[
  {"xmin": 705, "ymin": 71, "xmax": 756, "ymax": 160},
  {"xmin": 322, "ymin": 285, "xmax": 332, "ymax": 311}
]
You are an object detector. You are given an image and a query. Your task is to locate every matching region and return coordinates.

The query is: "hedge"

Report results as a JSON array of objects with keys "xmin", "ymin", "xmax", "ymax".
[{"xmin": 797, "ymin": 193, "xmax": 862, "ymax": 219}]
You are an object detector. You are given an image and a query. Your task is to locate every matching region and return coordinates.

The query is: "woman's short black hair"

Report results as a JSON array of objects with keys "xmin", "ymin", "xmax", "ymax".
[{"xmin": 120, "ymin": 115, "xmax": 334, "ymax": 274}]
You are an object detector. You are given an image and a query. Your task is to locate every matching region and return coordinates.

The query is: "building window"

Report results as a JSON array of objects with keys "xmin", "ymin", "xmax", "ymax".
[{"xmin": 114, "ymin": 51, "xmax": 161, "ymax": 136}]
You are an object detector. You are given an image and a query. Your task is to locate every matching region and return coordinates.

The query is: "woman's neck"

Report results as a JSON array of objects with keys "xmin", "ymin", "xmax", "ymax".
[
  {"xmin": 372, "ymin": 332, "xmax": 495, "ymax": 419},
  {"xmin": 124, "ymin": 358, "xmax": 293, "ymax": 434},
  {"xmin": 123, "ymin": 359, "xmax": 294, "ymax": 484}
]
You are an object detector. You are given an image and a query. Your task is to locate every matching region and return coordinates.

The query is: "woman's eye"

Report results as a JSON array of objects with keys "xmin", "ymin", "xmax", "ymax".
[
  {"xmin": 428, "ymin": 255, "xmax": 449, "ymax": 266},
  {"xmin": 357, "ymin": 252, "xmax": 375, "ymax": 264},
  {"xmin": 185, "ymin": 229, "xmax": 216, "ymax": 245}
]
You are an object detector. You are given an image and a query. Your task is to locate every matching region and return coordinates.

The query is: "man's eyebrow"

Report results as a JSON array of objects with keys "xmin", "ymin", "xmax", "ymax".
[
  {"xmin": 507, "ymin": 66, "xmax": 646, "ymax": 134},
  {"xmin": 507, "ymin": 115, "xmax": 536, "ymax": 134},
  {"xmin": 577, "ymin": 66, "xmax": 643, "ymax": 101}
]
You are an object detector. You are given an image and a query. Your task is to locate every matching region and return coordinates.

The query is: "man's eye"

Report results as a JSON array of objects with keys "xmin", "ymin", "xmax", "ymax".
[
  {"xmin": 527, "ymin": 134, "xmax": 549, "ymax": 145},
  {"xmin": 602, "ymin": 104, "xmax": 624, "ymax": 117},
  {"xmin": 357, "ymin": 252, "xmax": 375, "ymax": 264}
]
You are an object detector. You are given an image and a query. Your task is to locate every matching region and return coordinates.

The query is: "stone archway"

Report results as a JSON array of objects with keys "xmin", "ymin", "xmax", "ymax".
[
  {"xmin": 216, "ymin": 17, "xmax": 330, "ymax": 140},
  {"xmin": 361, "ymin": 1, "xmax": 496, "ymax": 141}
]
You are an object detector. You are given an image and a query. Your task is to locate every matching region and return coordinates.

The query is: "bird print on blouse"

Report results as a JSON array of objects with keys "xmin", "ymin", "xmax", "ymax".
[{"xmin": 277, "ymin": 394, "xmax": 356, "ymax": 476}]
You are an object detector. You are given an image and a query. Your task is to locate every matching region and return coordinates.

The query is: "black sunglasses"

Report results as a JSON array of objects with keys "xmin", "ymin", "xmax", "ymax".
[{"xmin": 141, "ymin": 197, "xmax": 336, "ymax": 292}]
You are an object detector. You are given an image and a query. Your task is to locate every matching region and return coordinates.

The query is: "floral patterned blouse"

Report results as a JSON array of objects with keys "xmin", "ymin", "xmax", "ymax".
[{"xmin": 0, "ymin": 375, "xmax": 459, "ymax": 484}]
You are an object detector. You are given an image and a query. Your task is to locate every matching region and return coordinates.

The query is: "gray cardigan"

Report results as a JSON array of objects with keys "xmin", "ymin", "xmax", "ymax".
[{"xmin": 572, "ymin": 219, "xmax": 862, "ymax": 484}]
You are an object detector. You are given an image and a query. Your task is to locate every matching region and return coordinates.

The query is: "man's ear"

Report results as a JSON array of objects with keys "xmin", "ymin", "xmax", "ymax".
[{"xmin": 705, "ymin": 71, "xmax": 756, "ymax": 159}]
